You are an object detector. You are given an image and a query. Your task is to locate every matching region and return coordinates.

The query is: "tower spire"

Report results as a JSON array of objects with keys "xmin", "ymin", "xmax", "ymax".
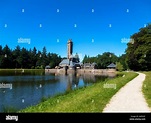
[{"xmin": 67, "ymin": 39, "xmax": 73, "ymax": 59}]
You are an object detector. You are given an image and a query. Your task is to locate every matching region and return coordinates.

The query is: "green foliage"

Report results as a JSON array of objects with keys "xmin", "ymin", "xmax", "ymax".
[
  {"xmin": 143, "ymin": 71, "xmax": 151, "ymax": 108},
  {"xmin": 41, "ymin": 96, "xmax": 48, "ymax": 102},
  {"xmin": 126, "ymin": 24, "xmax": 151, "ymax": 71},
  {"xmin": 31, "ymin": 66, "xmax": 35, "ymax": 69},
  {"xmin": 35, "ymin": 65, "xmax": 44, "ymax": 69},
  {"xmin": 49, "ymin": 53, "xmax": 61, "ymax": 68},
  {"xmin": 116, "ymin": 62, "xmax": 123, "ymax": 72},
  {"xmin": 118, "ymin": 54, "xmax": 128, "ymax": 70},
  {"xmin": 0, "ymin": 45, "xmax": 12, "ymax": 68},
  {"xmin": 83, "ymin": 52, "xmax": 118, "ymax": 69},
  {"xmin": 0, "ymin": 45, "xmax": 61, "ymax": 69}
]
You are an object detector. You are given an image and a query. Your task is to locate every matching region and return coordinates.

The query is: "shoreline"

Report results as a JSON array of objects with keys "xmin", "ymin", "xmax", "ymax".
[{"xmin": 45, "ymin": 68, "xmax": 116, "ymax": 76}]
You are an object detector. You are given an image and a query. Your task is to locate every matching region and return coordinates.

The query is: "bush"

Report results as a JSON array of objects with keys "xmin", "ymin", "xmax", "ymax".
[
  {"xmin": 116, "ymin": 62, "xmax": 123, "ymax": 72},
  {"xmin": 31, "ymin": 66, "xmax": 35, "ymax": 69}
]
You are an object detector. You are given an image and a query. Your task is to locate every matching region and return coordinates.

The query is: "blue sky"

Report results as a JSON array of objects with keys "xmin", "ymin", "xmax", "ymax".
[{"xmin": 0, "ymin": 0, "xmax": 151, "ymax": 60}]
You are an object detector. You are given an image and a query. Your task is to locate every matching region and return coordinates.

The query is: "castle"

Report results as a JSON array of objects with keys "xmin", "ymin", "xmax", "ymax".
[{"xmin": 59, "ymin": 39, "xmax": 81, "ymax": 69}]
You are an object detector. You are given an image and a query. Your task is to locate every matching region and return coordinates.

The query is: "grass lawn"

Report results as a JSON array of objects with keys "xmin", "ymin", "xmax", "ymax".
[
  {"xmin": 20, "ymin": 72, "xmax": 138, "ymax": 112},
  {"xmin": 142, "ymin": 71, "xmax": 151, "ymax": 109}
]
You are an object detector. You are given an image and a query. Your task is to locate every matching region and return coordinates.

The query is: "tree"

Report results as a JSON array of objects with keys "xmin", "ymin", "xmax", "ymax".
[
  {"xmin": 82, "ymin": 52, "xmax": 118, "ymax": 69},
  {"xmin": 118, "ymin": 54, "xmax": 128, "ymax": 70},
  {"xmin": 36, "ymin": 50, "xmax": 43, "ymax": 68},
  {"xmin": 49, "ymin": 53, "xmax": 61, "ymax": 68},
  {"xmin": 42, "ymin": 46, "xmax": 47, "ymax": 57},
  {"xmin": 0, "ymin": 45, "xmax": 2, "ymax": 55},
  {"xmin": 97, "ymin": 52, "xmax": 118, "ymax": 69},
  {"xmin": 20, "ymin": 48, "xmax": 30, "ymax": 68},
  {"xmin": 83, "ymin": 55, "xmax": 88, "ymax": 63},
  {"xmin": 116, "ymin": 62, "xmax": 123, "ymax": 72},
  {"xmin": 40, "ymin": 47, "xmax": 48, "ymax": 68},
  {"xmin": 12, "ymin": 45, "xmax": 21, "ymax": 68},
  {"xmin": 1, "ymin": 45, "xmax": 12, "ymax": 68},
  {"xmin": 0, "ymin": 45, "xmax": 62, "ymax": 69},
  {"xmin": 28, "ymin": 47, "xmax": 38, "ymax": 68},
  {"xmin": 126, "ymin": 24, "xmax": 151, "ymax": 71},
  {"xmin": 0, "ymin": 45, "xmax": 3, "ymax": 68}
]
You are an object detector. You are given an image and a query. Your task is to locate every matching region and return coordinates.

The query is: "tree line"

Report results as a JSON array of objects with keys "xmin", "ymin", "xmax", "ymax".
[
  {"xmin": 83, "ymin": 24, "xmax": 151, "ymax": 71},
  {"xmin": 82, "ymin": 52, "xmax": 126, "ymax": 71},
  {"xmin": 0, "ymin": 45, "xmax": 61, "ymax": 69}
]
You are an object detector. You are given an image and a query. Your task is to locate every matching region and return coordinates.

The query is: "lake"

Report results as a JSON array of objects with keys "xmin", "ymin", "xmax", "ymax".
[{"xmin": 0, "ymin": 70, "xmax": 115, "ymax": 112}]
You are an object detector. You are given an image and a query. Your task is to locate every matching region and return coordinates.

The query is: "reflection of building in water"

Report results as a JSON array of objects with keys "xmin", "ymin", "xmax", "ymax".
[
  {"xmin": 66, "ymin": 73, "xmax": 108, "ymax": 90},
  {"xmin": 82, "ymin": 74, "xmax": 96, "ymax": 85},
  {"xmin": 66, "ymin": 73, "xmax": 79, "ymax": 91},
  {"xmin": 81, "ymin": 74, "xmax": 108, "ymax": 86},
  {"xmin": 66, "ymin": 76, "xmax": 72, "ymax": 92}
]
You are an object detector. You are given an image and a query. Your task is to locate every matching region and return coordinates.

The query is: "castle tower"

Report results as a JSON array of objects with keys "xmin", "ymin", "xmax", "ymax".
[{"xmin": 67, "ymin": 39, "xmax": 73, "ymax": 59}]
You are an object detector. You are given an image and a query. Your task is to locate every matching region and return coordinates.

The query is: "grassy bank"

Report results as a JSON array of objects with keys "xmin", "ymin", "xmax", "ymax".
[
  {"xmin": 143, "ymin": 71, "xmax": 151, "ymax": 109},
  {"xmin": 20, "ymin": 72, "xmax": 138, "ymax": 112}
]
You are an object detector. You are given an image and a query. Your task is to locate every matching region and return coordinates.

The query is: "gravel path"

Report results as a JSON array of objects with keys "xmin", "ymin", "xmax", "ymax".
[{"xmin": 103, "ymin": 72, "xmax": 151, "ymax": 112}]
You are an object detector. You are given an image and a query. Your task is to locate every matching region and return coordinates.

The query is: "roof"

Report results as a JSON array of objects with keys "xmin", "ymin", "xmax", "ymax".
[
  {"xmin": 45, "ymin": 65, "xmax": 50, "ymax": 69},
  {"xmin": 91, "ymin": 62, "xmax": 97, "ymax": 66},
  {"xmin": 107, "ymin": 63, "xmax": 116, "ymax": 68},
  {"xmin": 84, "ymin": 63, "xmax": 91, "ymax": 67},
  {"xmin": 59, "ymin": 59, "xmax": 69, "ymax": 67}
]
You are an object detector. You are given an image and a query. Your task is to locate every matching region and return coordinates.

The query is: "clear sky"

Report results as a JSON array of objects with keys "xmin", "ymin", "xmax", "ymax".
[{"xmin": 0, "ymin": 0, "xmax": 151, "ymax": 60}]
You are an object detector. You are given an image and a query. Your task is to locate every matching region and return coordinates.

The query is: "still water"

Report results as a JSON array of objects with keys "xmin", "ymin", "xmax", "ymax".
[{"xmin": 0, "ymin": 70, "xmax": 113, "ymax": 112}]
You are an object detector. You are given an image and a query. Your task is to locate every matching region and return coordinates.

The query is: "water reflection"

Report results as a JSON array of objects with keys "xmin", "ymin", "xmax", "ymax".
[
  {"xmin": 0, "ymin": 70, "xmax": 115, "ymax": 112},
  {"xmin": 66, "ymin": 73, "xmax": 79, "ymax": 91}
]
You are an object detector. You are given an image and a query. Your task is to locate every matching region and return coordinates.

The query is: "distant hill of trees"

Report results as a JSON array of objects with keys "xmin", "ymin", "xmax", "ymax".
[{"xmin": 0, "ymin": 45, "xmax": 61, "ymax": 69}]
